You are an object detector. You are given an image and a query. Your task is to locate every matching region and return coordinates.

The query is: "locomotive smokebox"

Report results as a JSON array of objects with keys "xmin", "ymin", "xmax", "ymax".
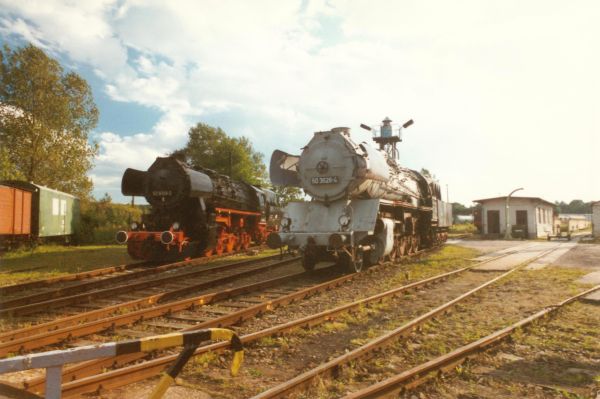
[{"xmin": 121, "ymin": 157, "xmax": 213, "ymax": 209}]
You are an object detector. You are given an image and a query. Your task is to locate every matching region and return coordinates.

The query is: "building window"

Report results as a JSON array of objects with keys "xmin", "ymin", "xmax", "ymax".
[
  {"xmin": 543, "ymin": 208, "xmax": 546, "ymax": 224},
  {"xmin": 52, "ymin": 198, "xmax": 59, "ymax": 216}
]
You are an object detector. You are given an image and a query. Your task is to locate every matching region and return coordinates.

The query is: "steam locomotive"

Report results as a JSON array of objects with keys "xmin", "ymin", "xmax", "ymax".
[
  {"xmin": 116, "ymin": 156, "xmax": 279, "ymax": 261},
  {"xmin": 267, "ymin": 117, "xmax": 452, "ymax": 272}
]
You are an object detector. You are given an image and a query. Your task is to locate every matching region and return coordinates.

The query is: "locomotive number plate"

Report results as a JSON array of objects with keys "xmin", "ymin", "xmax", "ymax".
[
  {"xmin": 153, "ymin": 190, "xmax": 172, "ymax": 196},
  {"xmin": 311, "ymin": 176, "xmax": 339, "ymax": 185}
]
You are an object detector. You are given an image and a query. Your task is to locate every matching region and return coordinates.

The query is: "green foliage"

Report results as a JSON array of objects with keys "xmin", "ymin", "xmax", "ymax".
[
  {"xmin": 271, "ymin": 185, "xmax": 303, "ymax": 206},
  {"xmin": 452, "ymin": 202, "xmax": 475, "ymax": 215},
  {"xmin": 0, "ymin": 44, "xmax": 98, "ymax": 198},
  {"xmin": 554, "ymin": 199, "xmax": 592, "ymax": 214},
  {"xmin": 175, "ymin": 122, "xmax": 267, "ymax": 185},
  {"xmin": 449, "ymin": 223, "xmax": 477, "ymax": 234},
  {"xmin": 0, "ymin": 146, "xmax": 24, "ymax": 180},
  {"xmin": 77, "ymin": 195, "xmax": 143, "ymax": 244}
]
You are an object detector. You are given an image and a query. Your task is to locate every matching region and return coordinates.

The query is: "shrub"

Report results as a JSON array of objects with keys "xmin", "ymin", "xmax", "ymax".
[{"xmin": 76, "ymin": 197, "xmax": 144, "ymax": 244}]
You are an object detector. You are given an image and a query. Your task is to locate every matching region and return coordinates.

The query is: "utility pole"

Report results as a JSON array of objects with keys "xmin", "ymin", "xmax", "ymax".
[{"xmin": 505, "ymin": 187, "xmax": 524, "ymax": 239}]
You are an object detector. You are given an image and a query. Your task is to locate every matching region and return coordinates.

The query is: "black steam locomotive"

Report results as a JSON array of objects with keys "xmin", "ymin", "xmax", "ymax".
[{"xmin": 116, "ymin": 156, "xmax": 279, "ymax": 261}]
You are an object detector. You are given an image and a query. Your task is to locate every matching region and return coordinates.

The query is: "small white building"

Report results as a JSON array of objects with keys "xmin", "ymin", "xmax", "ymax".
[
  {"xmin": 474, "ymin": 196, "xmax": 555, "ymax": 239},
  {"xmin": 558, "ymin": 214, "xmax": 592, "ymax": 231},
  {"xmin": 593, "ymin": 202, "xmax": 600, "ymax": 238}
]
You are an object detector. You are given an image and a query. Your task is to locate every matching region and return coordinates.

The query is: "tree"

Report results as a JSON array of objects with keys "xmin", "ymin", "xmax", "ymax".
[
  {"xmin": 0, "ymin": 146, "xmax": 24, "ymax": 180},
  {"xmin": 451, "ymin": 202, "xmax": 474, "ymax": 216},
  {"xmin": 272, "ymin": 185, "xmax": 303, "ymax": 206},
  {"xmin": 176, "ymin": 122, "xmax": 267, "ymax": 185},
  {"xmin": 0, "ymin": 44, "xmax": 98, "ymax": 197},
  {"xmin": 554, "ymin": 200, "xmax": 591, "ymax": 214}
]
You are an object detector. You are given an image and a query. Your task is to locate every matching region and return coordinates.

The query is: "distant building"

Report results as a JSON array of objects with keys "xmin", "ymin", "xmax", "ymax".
[
  {"xmin": 593, "ymin": 202, "xmax": 600, "ymax": 238},
  {"xmin": 557, "ymin": 214, "xmax": 592, "ymax": 231},
  {"xmin": 455, "ymin": 214, "xmax": 474, "ymax": 223},
  {"xmin": 473, "ymin": 196, "xmax": 554, "ymax": 239}
]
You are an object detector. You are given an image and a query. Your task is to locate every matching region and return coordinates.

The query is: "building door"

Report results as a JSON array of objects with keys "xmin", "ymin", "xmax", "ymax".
[
  {"xmin": 516, "ymin": 210, "xmax": 528, "ymax": 226},
  {"xmin": 487, "ymin": 210, "xmax": 500, "ymax": 234}
]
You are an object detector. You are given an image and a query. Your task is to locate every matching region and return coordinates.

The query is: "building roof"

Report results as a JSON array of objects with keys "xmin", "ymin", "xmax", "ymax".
[
  {"xmin": 0, "ymin": 180, "xmax": 78, "ymax": 199},
  {"xmin": 473, "ymin": 196, "xmax": 555, "ymax": 207},
  {"xmin": 559, "ymin": 213, "xmax": 591, "ymax": 220}
]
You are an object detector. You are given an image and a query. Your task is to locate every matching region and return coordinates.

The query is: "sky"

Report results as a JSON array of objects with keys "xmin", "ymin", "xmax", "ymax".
[{"xmin": 0, "ymin": 0, "xmax": 598, "ymax": 205}]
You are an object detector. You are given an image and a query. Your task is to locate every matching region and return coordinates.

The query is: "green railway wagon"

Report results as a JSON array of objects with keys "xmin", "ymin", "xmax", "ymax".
[
  {"xmin": 36, "ymin": 184, "xmax": 80, "ymax": 238},
  {"xmin": 0, "ymin": 181, "xmax": 80, "ymax": 241}
]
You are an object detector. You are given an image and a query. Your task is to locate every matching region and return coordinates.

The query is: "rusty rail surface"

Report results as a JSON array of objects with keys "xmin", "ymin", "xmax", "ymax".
[
  {"xmin": 250, "ymin": 246, "xmax": 562, "ymax": 399},
  {"xmin": 0, "ymin": 328, "xmax": 244, "ymax": 399},
  {"xmin": 0, "ymin": 254, "xmax": 294, "ymax": 316},
  {"xmin": 37, "ymin": 257, "xmax": 478, "ymax": 396},
  {"xmin": 0, "ymin": 263, "xmax": 307, "ymax": 356},
  {"xmin": 0, "ymin": 246, "xmax": 264, "ymax": 305},
  {"xmin": 343, "ymin": 284, "xmax": 600, "ymax": 399},
  {"xmin": 0, "ymin": 261, "xmax": 150, "ymax": 296},
  {"xmin": 0, "ymin": 255, "xmax": 292, "ymax": 343},
  {"xmin": 18, "ymin": 245, "xmax": 515, "ymax": 396}
]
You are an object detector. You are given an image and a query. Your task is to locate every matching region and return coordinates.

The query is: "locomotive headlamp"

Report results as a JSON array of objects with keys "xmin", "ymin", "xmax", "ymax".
[
  {"xmin": 172, "ymin": 222, "xmax": 180, "ymax": 231},
  {"xmin": 130, "ymin": 222, "xmax": 138, "ymax": 230},
  {"xmin": 115, "ymin": 231, "xmax": 128, "ymax": 244},
  {"xmin": 161, "ymin": 231, "xmax": 175, "ymax": 245}
]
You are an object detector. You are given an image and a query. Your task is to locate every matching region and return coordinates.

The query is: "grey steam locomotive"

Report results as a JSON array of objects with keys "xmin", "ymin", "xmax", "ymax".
[{"xmin": 267, "ymin": 117, "xmax": 452, "ymax": 272}]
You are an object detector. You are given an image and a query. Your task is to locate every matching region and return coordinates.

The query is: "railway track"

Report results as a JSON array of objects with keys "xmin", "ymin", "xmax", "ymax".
[
  {"xmin": 0, "ymin": 252, "xmax": 294, "ymax": 319},
  {"xmin": 10, "ymin": 244, "xmax": 515, "ymax": 397},
  {"xmin": 341, "ymin": 284, "xmax": 600, "ymax": 399},
  {"xmin": 0, "ymin": 246, "xmax": 263, "ymax": 301},
  {"xmin": 0, "ymin": 258, "xmax": 319, "ymax": 356},
  {"xmin": 250, "ymin": 247, "xmax": 560, "ymax": 399}
]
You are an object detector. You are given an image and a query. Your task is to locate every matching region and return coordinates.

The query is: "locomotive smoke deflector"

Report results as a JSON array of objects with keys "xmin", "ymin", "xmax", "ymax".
[{"xmin": 269, "ymin": 150, "xmax": 301, "ymax": 187}]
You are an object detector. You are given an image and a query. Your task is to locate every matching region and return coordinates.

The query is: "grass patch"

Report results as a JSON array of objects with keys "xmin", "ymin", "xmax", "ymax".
[
  {"xmin": 0, "ymin": 245, "xmax": 132, "ymax": 286},
  {"xmin": 0, "ymin": 245, "xmax": 282, "ymax": 287},
  {"xmin": 449, "ymin": 223, "xmax": 477, "ymax": 235}
]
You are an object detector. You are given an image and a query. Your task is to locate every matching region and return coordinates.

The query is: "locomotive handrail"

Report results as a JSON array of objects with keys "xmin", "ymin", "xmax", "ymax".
[{"xmin": 0, "ymin": 328, "xmax": 244, "ymax": 399}]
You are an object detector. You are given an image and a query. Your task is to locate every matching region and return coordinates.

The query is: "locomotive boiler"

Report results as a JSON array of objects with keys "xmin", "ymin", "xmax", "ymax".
[
  {"xmin": 116, "ymin": 156, "xmax": 278, "ymax": 261},
  {"xmin": 267, "ymin": 117, "xmax": 452, "ymax": 272}
]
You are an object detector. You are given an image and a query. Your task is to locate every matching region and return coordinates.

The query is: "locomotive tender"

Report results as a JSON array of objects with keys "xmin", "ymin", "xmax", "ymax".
[
  {"xmin": 267, "ymin": 117, "xmax": 452, "ymax": 272},
  {"xmin": 116, "ymin": 156, "xmax": 278, "ymax": 261}
]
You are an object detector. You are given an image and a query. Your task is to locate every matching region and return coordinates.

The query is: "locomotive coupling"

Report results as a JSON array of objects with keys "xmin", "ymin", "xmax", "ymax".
[
  {"xmin": 328, "ymin": 233, "xmax": 348, "ymax": 249},
  {"xmin": 266, "ymin": 232, "xmax": 283, "ymax": 249}
]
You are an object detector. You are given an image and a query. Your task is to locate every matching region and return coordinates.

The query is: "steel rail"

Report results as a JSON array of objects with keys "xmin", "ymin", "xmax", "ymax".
[
  {"xmin": 23, "ymin": 246, "xmax": 516, "ymax": 395},
  {"xmin": 47, "ymin": 260, "xmax": 477, "ymax": 397},
  {"xmin": 0, "ymin": 267, "xmax": 309, "ymax": 356},
  {"xmin": 25, "ymin": 264, "xmax": 353, "ymax": 394},
  {"xmin": 0, "ymin": 246, "xmax": 265, "ymax": 307},
  {"xmin": 250, "ymin": 246, "xmax": 561, "ymax": 399},
  {"xmin": 0, "ymin": 254, "xmax": 295, "ymax": 317},
  {"xmin": 342, "ymin": 284, "xmax": 600, "ymax": 399},
  {"xmin": 0, "ymin": 255, "xmax": 291, "ymax": 343},
  {"xmin": 0, "ymin": 261, "xmax": 150, "ymax": 296}
]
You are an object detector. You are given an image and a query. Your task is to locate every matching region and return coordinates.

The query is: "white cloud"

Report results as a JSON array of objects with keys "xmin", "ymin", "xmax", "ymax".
[{"xmin": 1, "ymin": 0, "xmax": 599, "ymax": 203}]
